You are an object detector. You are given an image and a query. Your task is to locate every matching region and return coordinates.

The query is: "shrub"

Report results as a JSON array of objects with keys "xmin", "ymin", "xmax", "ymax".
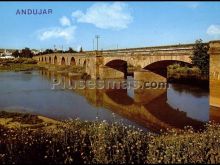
[{"xmin": 0, "ymin": 120, "xmax": 220, "ymax": 164}]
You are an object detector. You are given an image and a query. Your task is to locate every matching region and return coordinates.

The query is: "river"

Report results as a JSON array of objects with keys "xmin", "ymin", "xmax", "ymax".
[{"xmin": 0, "ymin": 70, "xmax": 211, "ymax": 132}]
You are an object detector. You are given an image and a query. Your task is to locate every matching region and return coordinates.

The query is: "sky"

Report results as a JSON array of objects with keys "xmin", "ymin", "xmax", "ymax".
[{"xmin": 0, "ymin": 1, "xmax": 220, "ymax": 51}]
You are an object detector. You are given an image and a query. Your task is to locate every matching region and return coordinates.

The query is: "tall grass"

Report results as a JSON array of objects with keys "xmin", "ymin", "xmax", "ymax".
[{"xmin": 0, "ymin": 119, "xmax": 220, "ymax": 164}]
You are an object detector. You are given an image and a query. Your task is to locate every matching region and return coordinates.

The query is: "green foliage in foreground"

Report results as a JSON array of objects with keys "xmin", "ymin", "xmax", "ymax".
[{"xmin": 0, "ymin": 119, "xmax": 220, "ymax": 164}]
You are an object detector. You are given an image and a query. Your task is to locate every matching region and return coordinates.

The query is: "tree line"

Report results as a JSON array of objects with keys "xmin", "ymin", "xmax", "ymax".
[
  {"xmin": 12, "ymin": 47, "xmax": 84, "ymax": 58},
  {"xmin": 12, "ymin": 48, "xmax": 33, "ymax": 58},
  {"xmin": 38, "ymin": 47, "xmax": 83, "ymax": 55}
]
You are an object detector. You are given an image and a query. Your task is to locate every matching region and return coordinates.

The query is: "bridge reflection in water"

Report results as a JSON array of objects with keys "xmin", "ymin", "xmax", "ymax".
[{"xmin": 40, "ymin": 69, "xmax": 209, "ymax": 133}]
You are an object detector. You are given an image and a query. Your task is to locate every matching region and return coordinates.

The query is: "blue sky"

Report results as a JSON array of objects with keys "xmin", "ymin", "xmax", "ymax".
[{"xmin": 0, "ymin": 1, "xmax": 220, "ymax": 51}]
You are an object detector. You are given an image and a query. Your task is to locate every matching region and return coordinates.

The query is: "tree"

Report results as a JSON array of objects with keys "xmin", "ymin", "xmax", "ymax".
[
  {"xmin": 56, "ymin": 50, "xmax": 63, "ymax": 53},
  {"xmin": 190, "ymin": 39, "xmax": 209, "ymax": 76},
  {"xmin": 79, "ymin": 46, "xmax": 83, "ymax": 53},
  {"xmin": 12, "ymin": 50, "xmax": 20, "ymax": 58},
  {"xmin": 66, "ymin": 47, "xmax": 77, "ymax": 53},
  {"xmin": 20, "ymin": 48, "xmax": 33, "ymax": 58},
  {"xmin": 43, "ymin": 49, "xmax": 54, "ymax": 54}
]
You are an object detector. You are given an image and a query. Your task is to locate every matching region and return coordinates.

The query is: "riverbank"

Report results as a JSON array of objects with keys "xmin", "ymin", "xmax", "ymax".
[
  {"xmin": 0, "ymin": 58, "xmax": 40, "ymax": 72},
  {"xmin": 0, "ymin": 58, "xmax": 90, "ymax": 79},
  {"xmin": 0, "ymin": 111, "xmax": 60, "ymax": 129},
  {"xmin": 0, "ymin": 111, "xmax": 219, "ymax": 164},
  {"xmin": 38, "ymin": 63, "xmax": 90, "ymax": 80},
  {"xmin": 167, "ymin": 64, "xmax": 209, "ymax": 88}
]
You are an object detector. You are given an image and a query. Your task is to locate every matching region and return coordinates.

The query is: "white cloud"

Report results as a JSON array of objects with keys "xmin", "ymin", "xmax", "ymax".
[
  {"xmin": 37, "ymin": 26, "xmax": 76, "ymax": 42},
  {"xmin": 207, "ymin": 25, "xmax": 220, "ymax": 37},
  {"xmin": 59, "ymin": 16, "xmax": 71, "ymax": 26},
  {"xmin": 72, "ymin": 2, "xmax": 133, "ymax": 30}
]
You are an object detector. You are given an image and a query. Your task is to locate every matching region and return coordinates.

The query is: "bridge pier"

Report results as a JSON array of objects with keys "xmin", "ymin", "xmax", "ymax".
[
  {"xmin": 99, "ymin": 66, "xmax": 125, "ymax": 79},
  {"xmin": 85, "ymin": 55, "xmax": 102, "ymax": 79},
  {"xmin": 134, "ymin": 69, "xmax": 167, "ymax": 84},
  {"xmin": 209, "ymin": 41, "xmax": 220, "ymax": 108}
]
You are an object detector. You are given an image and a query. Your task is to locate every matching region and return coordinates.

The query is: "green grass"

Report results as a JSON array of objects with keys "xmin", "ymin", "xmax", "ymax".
[{"xmin": 167, "ymin": 63, "xmax": 208, "ymax": 81}]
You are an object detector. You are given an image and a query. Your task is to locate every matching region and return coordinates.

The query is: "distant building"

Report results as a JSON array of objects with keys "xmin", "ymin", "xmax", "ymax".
[
  {"xmin": 0, "ymin": 50, "xmax": 3, "ymax": 56},
  {"xmin": 0, "ymin": 49, "xmax": 14, "ymax": 59},
  {"xmin": 31, "ymin": 49, "xmax": 40, "ymax": 55}
]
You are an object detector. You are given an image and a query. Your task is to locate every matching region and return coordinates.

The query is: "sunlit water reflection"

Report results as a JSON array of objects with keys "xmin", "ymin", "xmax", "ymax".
[{"xmin": 0, "ymin": 70, "xmax": 210, "ymax": 132}]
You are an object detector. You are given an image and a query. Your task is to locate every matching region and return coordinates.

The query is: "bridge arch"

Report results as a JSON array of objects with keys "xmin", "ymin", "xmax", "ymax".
[
  {"xmin": 83, "ymin": 60, "xmax": 86, "ymax": 67},
  {"xmin": 61, "ymin": 57, "xmax": 66, "ymax": 65},
  {"xmin": 49, "ymin": 57, "xmax": 51, "ymax": 64},
  {"xmin": 54, "ymin": 56, "xmax": 57, "ymax": 65},
  {"xmin": 70, "ymin": 57, "xmax": 76, "ymax": 65},
  {"xmin": 105, "ymin": 59, "xmax": 128, "ymax": 78},
  {"xmin": 143, "ymin": 60, "xmax": 192, "ymax": 77}
]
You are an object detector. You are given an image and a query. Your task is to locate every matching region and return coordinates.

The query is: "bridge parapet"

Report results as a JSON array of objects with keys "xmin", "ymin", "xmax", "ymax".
[{"xmin": 87, "ymin": 43, "xmax": 196, "ymax": 53}]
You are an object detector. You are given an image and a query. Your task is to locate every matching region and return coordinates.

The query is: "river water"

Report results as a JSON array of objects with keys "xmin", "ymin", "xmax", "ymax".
[{"xmin": 0, "ymin": 70, "xmax": 211, "ymax": 132}]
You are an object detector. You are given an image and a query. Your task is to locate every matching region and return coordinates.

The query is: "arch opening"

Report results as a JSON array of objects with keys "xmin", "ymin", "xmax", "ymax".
[
  {"xmin": 105, "ymin": 60, "xmax": 128, "ymax": 78},
  {"xmin": 143, "ymin": 60, "xmax": 192, "ymax": 77},
  {"xmin": 61, "ymin": 57, "xmax": 66, "ymax": 65},
  {"xmin": 70, "ymin": 57, "xmax": 76, "ymax": 65},
  {"xmin": 49, "ymin": 57, "xmax": 51, "ymax": 64},
  {"xmin": 83, "ymin": 60, "xmax": 86, "ymax": 68}
]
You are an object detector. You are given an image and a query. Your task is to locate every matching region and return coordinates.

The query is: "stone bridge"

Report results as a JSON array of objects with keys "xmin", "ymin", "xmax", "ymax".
[
  {"xmin": 33, "ymin": 41, "xmax": 220, "ymax": 108},
  {"xmin": 34, "ymin": 43, "xmax": 194, "ymax": 80}
]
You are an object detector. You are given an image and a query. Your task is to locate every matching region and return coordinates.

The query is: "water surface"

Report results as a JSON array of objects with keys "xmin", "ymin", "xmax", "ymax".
[{"xmin": 0, "ymin": 70, "xmax": 211, "ymax": 132}]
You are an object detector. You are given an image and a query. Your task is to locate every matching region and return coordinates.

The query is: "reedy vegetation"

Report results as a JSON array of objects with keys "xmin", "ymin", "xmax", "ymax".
[{"xmin": 0, "ymin": 119, "xmax": 220, "ymax": 164}]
